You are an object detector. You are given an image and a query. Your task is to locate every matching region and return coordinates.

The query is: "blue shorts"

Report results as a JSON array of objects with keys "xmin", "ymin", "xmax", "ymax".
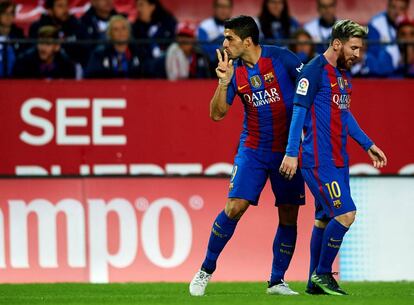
[
  {"xmin": 301, "ymin": 166, "xmax": 356, "ymax": 220},
  {"xmin": 228, "ymin": 147, "xmax": 305, "ymax": 206}
]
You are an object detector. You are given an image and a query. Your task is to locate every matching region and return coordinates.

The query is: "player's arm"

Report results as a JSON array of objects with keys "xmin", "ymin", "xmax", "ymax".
[
  {"xmin": 279, "ymin": 104, "xmax": 308, "ymax": 180},
  {"xmin": 279, "ymin": 47, "xmax": 304, "ymax": 81},
  {"xmin": 280, "ymin": 66, "xmax": 319, "ymax": 180},
  {"xmin": 348, "ymin": 112, "xmax": 387, "ymax": 168},
  {"xmin": 210, "ymin": 49, "xmax": 234, "ymax": 121}
]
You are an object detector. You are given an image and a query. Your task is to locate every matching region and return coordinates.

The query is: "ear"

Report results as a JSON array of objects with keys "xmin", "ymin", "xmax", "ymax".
[
  {"xmin": 244, "ymin": 37, "xmax": 253, "ymax": 48},
  {"xmin": 332, "ymin": 38, "xmax": 342, "ymax": 51}
]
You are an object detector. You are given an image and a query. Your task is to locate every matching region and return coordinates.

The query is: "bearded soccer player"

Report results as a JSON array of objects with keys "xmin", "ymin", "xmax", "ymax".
[
  {"xmin": 279, "ymin": 19, "xmax": 387, "ymax": 295},
  {"xmin": 189, "ymin": 15, "xmax": 306, "ymax": 296}
]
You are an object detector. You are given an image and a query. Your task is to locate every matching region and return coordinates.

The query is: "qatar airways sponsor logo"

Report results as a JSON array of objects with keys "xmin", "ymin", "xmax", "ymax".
[
  {"xmin": 243, "ymin": 87, "xmax": 281, "ymax": 107},
  {"xmin": 332, "ymin": 94, "xmax": 351, "ymax": 110},
  {"xmin": 0, "ymin": 197, "xmax": 196, "ymax": 283}
]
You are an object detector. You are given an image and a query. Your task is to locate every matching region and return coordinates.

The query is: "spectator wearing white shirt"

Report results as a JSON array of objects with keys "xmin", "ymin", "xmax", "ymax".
[
  {"xmin": 367, "ymin": 0, "xmax": 410, "ymax": 71},
  {"xmin": 303, "ymin": 0, "xmax": 337, "ymax": 54},
  {"xmin": 197, "ymin": 0, "xmax": 232, "ymax": 65}
]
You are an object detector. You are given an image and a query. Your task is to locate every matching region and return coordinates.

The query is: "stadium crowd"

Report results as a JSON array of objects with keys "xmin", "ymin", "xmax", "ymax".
[{"xmin": 0, "ymin": 0, "xmax": 413, "ymax": 79}]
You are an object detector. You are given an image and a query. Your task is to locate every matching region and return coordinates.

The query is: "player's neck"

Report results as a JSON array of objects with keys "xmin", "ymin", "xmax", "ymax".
[
  {"xmin": 241, "ymin": 45, "xmax": 262, "ymax": 68},
  {"xmin": 323, "ymin": 47, "xmax": 338, "ymax": 67}
]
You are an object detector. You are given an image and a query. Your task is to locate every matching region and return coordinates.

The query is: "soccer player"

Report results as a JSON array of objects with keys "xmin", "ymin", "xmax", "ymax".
[
  {"xmin": 279, "ymin": 19, "xmax": 387, "ymax": 295},
  {"xmin": 189, "ymin": 15, "xmax": 305, "ymax": 296}
]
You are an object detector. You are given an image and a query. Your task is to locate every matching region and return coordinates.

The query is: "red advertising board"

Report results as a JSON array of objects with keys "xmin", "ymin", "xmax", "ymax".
[
  {"xmin": 0, "ymin": 79, "xmax": 412, "ymax": 176},
  {"xmin": 0, "ymin": 177, "xmax": 320, "ymax": 283}
]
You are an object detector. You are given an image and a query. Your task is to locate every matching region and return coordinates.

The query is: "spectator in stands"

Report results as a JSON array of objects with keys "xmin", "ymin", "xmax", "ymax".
[
  {"xmin": 197, "ymin": 0, "xmax": 232, "ymax": 66},
  {"xmin": 13, "ymin": 25, "xmax": 75, "ymax": 79},
  {"xmin": 258, "ymin": 0, "xmax": 299, "ymax": 45},
  {"xmin": 80, "ymin": 0, "xmax": 120, "ymax": 41},
  {"xmin": 0, "ymin": 1, "xmax": 25, "ymax": 76},
  {"xmin": 132, "ymin": 0, "xmax": 177, "ymax": 59},
  {"xmin": 165, "ymin": 21, "xmax": 210, "ymax": 80},
  {"xmin": 395, "ymin": 18, "xmax": 414, "ymax": 76},
  {"xmin": 289, "ymin": 28, "xmax": 315, "ymax": 64},
  {"xmin": 367, "ymin": 0, "xmax": 410, "ymax": 72},
  {"xmin": 85, "ymin": 15, "xmax": 148, "ymax": 78},
  {"xmin": 29, "ymin": 0, "xmax": 85, "ymax": 65},
  {"xmin": 0, "ymin": 0, "xmax": 25, "ymax": 52},
  {"xmin": 304, "ymin": 0, "xmax": 337, "ymax": 53}
]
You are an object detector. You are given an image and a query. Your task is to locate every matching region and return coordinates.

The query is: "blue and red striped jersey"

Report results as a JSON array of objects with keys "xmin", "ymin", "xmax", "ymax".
[
  {"xmin": 293, "ymin": 54, "xmax": 371, "ymax": 168},
  {"xmin": 226, "ymin": 45, "xmax": 303, "ymax": 152}
]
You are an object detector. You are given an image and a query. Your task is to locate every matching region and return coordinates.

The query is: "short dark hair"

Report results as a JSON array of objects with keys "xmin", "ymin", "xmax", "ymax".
[
  {"xmin": 224, "ymin": 15, "xmax": 259, "ymax": 45},
  {"xmin": 330, "ymin": 19, "xmax": 368, "ymax": 44}
]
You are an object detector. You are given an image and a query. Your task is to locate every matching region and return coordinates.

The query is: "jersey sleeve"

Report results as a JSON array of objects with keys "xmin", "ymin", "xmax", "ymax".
[
  {"xmin": 279, "ymin": 48, "xmax": 304, "ymax": 81},
  {"xmin": 293, "ymin": 62, "xmax": 321, "ymax": 109},
  {"xmin": 226, "ymin": 73, "xmax": 237, "ymax": 105},
  {"xmin": 286, "ymin": 104, "xmax": 308, "ymax": 157},
  {"xmin": 348, "ymin": 112, "xmax": 374, "ymax": 151}
]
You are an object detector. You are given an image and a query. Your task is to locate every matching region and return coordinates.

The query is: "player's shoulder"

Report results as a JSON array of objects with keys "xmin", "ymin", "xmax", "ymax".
[
  {"xmin": 298, "ymin": 55, "xmax": 326, "ymax": 80},
  {"xmin": 261, "ymin": 45, "xmax": 297, "ymax": 60}
]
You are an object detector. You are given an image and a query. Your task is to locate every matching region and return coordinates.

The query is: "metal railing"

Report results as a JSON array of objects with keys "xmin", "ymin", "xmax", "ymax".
[{"xmin": 1, "ymin": 38, "xmax": 414, "ymax": 78}]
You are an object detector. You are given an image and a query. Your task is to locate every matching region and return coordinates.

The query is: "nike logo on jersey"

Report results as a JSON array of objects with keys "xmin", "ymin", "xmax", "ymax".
[
  {"xmin": 238, "ymin": 84, "xmax": 249, "ymax": 91},
  {"xmin": 331, "ymin": 83, "xmax": 337, "ymax": 88},
  {"xmin": 300, "ymin": 194, "xmax": 305, "ymax": 199}
]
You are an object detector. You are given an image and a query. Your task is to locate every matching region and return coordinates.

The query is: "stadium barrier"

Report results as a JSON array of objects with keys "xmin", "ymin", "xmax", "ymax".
[
  {"xmin": 0, "ymin": 176, "xmax": 412, "ymax": 283},
  {"xmin": 0, "ymin": 79, "xmax": 413, "ymax": 176}
]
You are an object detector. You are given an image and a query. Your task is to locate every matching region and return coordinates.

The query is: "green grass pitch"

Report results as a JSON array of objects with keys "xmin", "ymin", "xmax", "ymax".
[{"xmin": 0, "ymin": 282, "xmax": 413, "ymax": 305}]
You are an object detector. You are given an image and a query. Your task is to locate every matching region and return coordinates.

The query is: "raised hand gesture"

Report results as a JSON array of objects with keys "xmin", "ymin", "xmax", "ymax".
[{"xmin": 215, "ymin": 49, "xmax": 234, "ymax": 86}]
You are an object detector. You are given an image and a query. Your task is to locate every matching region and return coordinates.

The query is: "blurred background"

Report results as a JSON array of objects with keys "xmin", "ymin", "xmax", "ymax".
[{"xmin": 0, "ymin": 0, "xmax": 413, "ymax": 284}]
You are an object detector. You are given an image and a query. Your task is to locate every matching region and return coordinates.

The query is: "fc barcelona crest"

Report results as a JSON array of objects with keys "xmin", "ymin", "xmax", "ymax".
[
  {"xmin": 264, "ymin": 72, "xmax": 275, "ymax": 84},
  {"xmin": 337, "ymin": 77, "xmax": 345, "ymax": 90},
  {"xmin": 250, "ymin": 75, "xmax": 262, "ymax": 88}
]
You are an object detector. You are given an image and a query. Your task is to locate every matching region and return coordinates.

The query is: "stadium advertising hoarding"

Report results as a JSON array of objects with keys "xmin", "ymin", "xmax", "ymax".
[
  {"xmin": 0, "ymin": 177, "xmax": 413, "ymax": 283},
  {"xmin": 0, "ymin": 80, "xmax": 412, "ymax": 176},
  {"xmin": 0, "ymin": 177, "xmax": 316, "ymax": 283}
]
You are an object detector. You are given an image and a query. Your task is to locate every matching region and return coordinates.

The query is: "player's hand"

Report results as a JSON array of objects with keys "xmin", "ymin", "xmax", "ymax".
[
  {"xmin": 367, "ymin": 144, "xmax": 387, "ymax": 168},
  {"xmin": 215, "ymin": 49, "xmax": 234, "ymax": 86},
  {"xmin": 279, "ymin": 155, "xmax": 298, "ymax": 180}
]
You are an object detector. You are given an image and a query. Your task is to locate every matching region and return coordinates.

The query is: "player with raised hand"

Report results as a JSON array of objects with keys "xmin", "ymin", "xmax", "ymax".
[
  {"xmin": 190, "ymin": 15, "xmax": 306, "ymax": 296},
  {"xmin": 279, "ymin": 19, "xmax": 387, "ymax": 295}
]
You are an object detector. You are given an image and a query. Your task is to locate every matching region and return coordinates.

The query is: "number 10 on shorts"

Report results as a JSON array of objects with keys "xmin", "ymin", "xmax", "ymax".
[{"xmin": 324, "ymin": 181, "xmax": 341, "ymax": 199}]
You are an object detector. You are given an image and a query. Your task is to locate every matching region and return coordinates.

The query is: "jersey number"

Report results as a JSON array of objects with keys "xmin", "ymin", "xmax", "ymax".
[{"xmin": 325, "ymin": 181, "xmax": 341, "ymax": 199}]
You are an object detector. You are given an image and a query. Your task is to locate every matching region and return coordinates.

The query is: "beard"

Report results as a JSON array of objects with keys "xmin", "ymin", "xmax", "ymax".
[{"xmin": 337, "ymin": 48, "xmax": 354, "ymax": 70}]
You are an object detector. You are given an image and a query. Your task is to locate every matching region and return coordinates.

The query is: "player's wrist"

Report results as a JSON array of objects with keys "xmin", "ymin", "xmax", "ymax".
[
  {"xmin": 286, "ymin": 151, "xmax": 299, "ymax": 158},
  {"xmin": 218, "ymin": 78, "xmax": 230, "ymax": 87}
]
